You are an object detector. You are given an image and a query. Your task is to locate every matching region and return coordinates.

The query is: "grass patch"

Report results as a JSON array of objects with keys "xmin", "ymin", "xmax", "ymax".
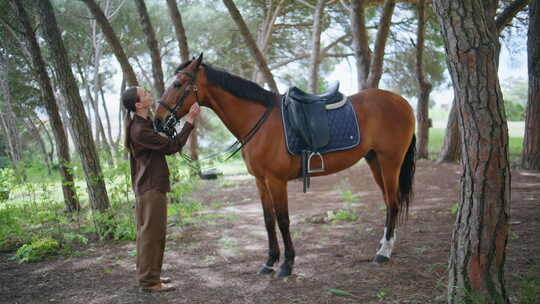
[
  {"xmin": 0, "ymin": 156, "xmax": 199, "ymax": 261},
  {"xmin": 427, "ymin": 122, "xmax": 524, "ymax": 161}
]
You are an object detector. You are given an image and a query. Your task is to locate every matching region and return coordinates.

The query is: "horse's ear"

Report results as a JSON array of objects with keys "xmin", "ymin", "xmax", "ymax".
[{"xmin": 195, "ymin": 52, "xmax": 203, "ymax": 68}]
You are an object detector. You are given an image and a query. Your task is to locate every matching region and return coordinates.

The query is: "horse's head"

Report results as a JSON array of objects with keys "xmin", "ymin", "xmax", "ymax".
[{"xmin": 154, "ymin": 53, "xmax": 205, "ymax": 137}]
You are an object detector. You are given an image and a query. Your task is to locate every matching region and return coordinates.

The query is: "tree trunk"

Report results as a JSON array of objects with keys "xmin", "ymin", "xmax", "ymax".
[
  {"xmin": 77, "ymin": 64, "xmax": 114, "ymax": 164},
  {"xmin": 222, "ymin": 0, "xmax": 279, "ymax": 93},
  {"xmin": 253, "ymin": 0, "xmax": 286, "ymax": 83},
  {"xmin": 117, "ymin": 77, "xmax": 126, "ymax": 148},
  {"xmin": 522, "ymin": 0, "xmax": 540, "ymax": 170},
  {"xmin": 166, "ymin": 0, "xmax": 190, "ymax": 62},
  {"xmin": 35, "ymin": 115, "xmax": 56, "ymax": 167},
  {"xmin": 347, "ymin": 0, "xmax": 395, "ymax": 90},
  {"xmin": 436, "ymin": 98, "xmax": 461, "ymax": 163},
  {"xmin": 165, "ymin": 0, "xmax": 200, "ymax": 168},
  {"xmin": 415, "ymin": 0, "xmax": 432, "ymax": 159},
  {"xmin": 0, "ymin": 50, "xmax": 24, "ymax": 175},
  {"xmin": 308, "ymin": 0, "xmax": 326, "ymax": 93},
  {"xmin": 38, "ymin": 0, "xmax": 110, "ymax": 213},
  {"xmin": 134, "ymin": 0, "xmax": 165, "ymax": 97},
  {"xmin": 434, "ymin": 1, "xmax": 510, "ymax": 303},
  {"xmin": 99, "ymin": 85, "xmax": 115, "ymax": 150},
  {"xmin": 349, "ymin": 0, "xmax": 371, "ymax": 90},
  {"xmin": 90, "ymin": 2, "xmax": 113, "ymax": 153},
  {"xmin": 365, "ymin": 0, "xmax": 395, "ymax": 89},
  {"xmin": 436, "ymin": 0, "xmax": 526, "ymax": 164},
  {"xmin": 495, "ymin": 0, "xmax": 530, "ymax": 35},
  {"xmin": 82, "ymin": 0, "xmax": 139, "ymax": 87},
  {"xmin": 13, "ymin": 0, "xmax": 81, "ymax": 212}
]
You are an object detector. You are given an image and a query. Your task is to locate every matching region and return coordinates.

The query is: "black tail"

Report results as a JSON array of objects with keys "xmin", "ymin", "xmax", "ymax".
[{"xmin": 398, "ymin": 134, "xmax": 416, "ymax": 222}]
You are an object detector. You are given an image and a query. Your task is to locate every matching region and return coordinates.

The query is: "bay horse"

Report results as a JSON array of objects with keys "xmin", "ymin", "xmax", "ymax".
[{"xmin": 154, "ymin": 54, "xmax": 416, "ymax": 277}]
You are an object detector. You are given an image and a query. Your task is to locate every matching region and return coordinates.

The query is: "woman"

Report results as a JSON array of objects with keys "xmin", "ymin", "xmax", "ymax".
[{"xmin": 122, "ymin": 86, "xmax": 200, "ymax": 292}]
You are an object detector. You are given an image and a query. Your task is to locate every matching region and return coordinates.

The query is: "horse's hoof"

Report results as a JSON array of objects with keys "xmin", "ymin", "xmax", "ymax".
[
  {"xmin": 277, "ymin": 264, "xmax": 292, "ymax": 277},
  {"xmin": 257, "ymin": 264, "xmax": 275, "ymax": 275},
  {"xmin": 372, "ymin": 255, "xmax": 390, "ymax": 264}
]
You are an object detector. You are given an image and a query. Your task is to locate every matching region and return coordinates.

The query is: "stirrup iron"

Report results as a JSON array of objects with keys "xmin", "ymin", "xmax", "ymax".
[{"xmin": 307, "ymin": 152, "xmax": 325, "ymax": 173}]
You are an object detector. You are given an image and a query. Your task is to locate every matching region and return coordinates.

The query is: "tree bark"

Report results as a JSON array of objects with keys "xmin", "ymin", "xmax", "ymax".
[
  {"xmin": 308, "ymin": 0, "xmax": 326, "ymax": 93},
  {"xmin": 522, "ymin": 0, "xmax": 540, "ymax": 170},
  {"xmin": 82, "ymin": 0, "xmax": 139, "ymax": 87},
  {"xmin": 12, "ymin": 0, "xmax": 80, "ymax": 212},
  {"xmin": 436, "ymin": 98, "xmax": 461, "ymax": 163},
  {"xmin": 222, "ymin": 0, "xmax": 279, "ymax": 93},
  {"xmin": 434, "ymin": 1, "xmax": 511, "ymax": 303},
  {"xmin": 347, "ymin": 0, "xmax": 395, "ymax": 89},
  {"xmin": 495, "ymin": 0, "xmax": 530, "ymax": 35},
  {"xmin": 37, "ymin": 0, "xmax": 110, "ymax": 213},
  {"xmin": 166, "ymin": 0, "xmax": 190, "ymax": 62},
  {"xmin": 349, "ymin": 0, "xmax": 371, "ymax": 90},
  {"xmin": 437, "ymin": 0, "xmax": 526, "ymax": 164},
  {"xmin": 415, "ymin": 0, "xmax": 432, "ymax": 159},
  {"xmin": 366, "ymin": 0, "xmax": 395, "ymax": 88},
  {"xmin": 134, "ymin": 0, "xmax": 165, "ymax": 97}
]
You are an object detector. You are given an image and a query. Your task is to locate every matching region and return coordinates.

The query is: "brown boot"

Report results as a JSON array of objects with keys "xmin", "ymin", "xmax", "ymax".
[{"xmin": 140, "ymin": 283, "xmax": 176, "ymax": 293}]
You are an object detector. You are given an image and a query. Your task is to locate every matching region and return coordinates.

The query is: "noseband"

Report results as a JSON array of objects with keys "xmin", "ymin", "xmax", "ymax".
[{"xmin": 155, "ymin": 69, "xmax": 200, "ymax": 137}]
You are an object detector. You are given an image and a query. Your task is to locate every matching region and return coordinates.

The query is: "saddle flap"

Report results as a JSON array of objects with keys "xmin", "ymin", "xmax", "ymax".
[{"xmin": 286, "ymin": 98, "xmax": 330, "ymax": 151}]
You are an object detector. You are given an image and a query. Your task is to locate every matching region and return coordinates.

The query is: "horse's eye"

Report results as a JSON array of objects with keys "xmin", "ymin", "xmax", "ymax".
[{"xmin": 173, "ymin": 80, "xmax": 182, "ymax": 88}]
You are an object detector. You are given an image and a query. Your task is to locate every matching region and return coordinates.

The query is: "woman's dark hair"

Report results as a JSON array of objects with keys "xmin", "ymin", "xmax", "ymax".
[{"xmin": 122, "ymin": 87, "xmax": 139, "ymax": 152}]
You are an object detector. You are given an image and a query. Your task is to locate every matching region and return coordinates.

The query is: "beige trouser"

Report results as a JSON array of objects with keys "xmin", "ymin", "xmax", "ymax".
[{"xmin": 135, "ymin": 189, "xmax": 167, "ymax": 287}]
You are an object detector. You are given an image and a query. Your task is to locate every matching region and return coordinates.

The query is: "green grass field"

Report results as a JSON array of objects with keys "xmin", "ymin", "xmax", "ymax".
[{"xmin": 428, "ymin": 110, "xmax": 524, "ymax": 161}]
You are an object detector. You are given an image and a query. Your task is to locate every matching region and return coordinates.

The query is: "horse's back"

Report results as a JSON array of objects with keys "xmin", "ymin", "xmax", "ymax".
[{"xmin": 350, "ymin": 88, "xmax": 415, "ymax": 155}]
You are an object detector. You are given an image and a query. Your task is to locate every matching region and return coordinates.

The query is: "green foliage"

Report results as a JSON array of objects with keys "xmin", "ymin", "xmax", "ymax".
[
  {"xmin": 327, "ymin": 208, "xmax": 359, "ymax": 222},
  {"xmin": 340, "ymin": 189, "xmax": 358, "ymax": 202},
  {"xmin": 450, "ymin": 203, "xmax": 459, "ymax": 215},
  {"xmin": 0, "ymin": 168, "xmax": 15, "ymax": 202},
  {"xmin": 15, "ymin": 238, "xmax": 60, "ymax": 263},
  {"xmin": 516, "ymin": 267, "xmax": 540, "ymax": 304},
  {"xmin": 505, "ymin": 100, "xmax": 525, "ymax": 121},
  {"xmin": 329, "ymin": 178, "xmax": 359, "ymax": 222},
  {"xmin": 0, "ymin": 153, "xmax": 199, "ymax": 257},
  {"xmin": 327, "ymin": 288, "xmax": 351, "ymax": 296},
  {"xmin": 168, "ymin": 199, "xmax": 205, "ymax": 224}
]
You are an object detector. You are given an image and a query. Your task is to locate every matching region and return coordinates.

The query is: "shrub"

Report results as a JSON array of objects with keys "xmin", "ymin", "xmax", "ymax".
[
  {"xmin": 15, "ymin": 238, "xmax": 59, "ymax": 263},
  {"xmin": 0, "ymin": 168, "xmax": 15, "ymax": 202}
]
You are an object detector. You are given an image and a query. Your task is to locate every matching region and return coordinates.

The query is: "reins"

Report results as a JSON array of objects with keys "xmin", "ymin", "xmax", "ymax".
[{"xmin": 157, "ymin": 67, "xmax": 276, "ymax": 170}]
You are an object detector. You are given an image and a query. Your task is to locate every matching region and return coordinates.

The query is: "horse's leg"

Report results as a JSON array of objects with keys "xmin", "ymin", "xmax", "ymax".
[
  {"xmin": 365, "ymin": 152, "xmax": 386, "ymax": 200},
  {"xmin": 266, "ymin": 177, "xmax": 295, "ymax": 277},
  {"xmin": 372, "ymin": 155, "xmax": 402, "ymax": 264},
  {"xmin": 255, "ymin": 178, "xmax": 280, "ymax": 274}
]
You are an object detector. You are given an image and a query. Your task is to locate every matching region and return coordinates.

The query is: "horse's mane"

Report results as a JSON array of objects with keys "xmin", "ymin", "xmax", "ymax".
[{"xmin": 175, "ymin": 61, "xmax": 276, "ymax": 107}]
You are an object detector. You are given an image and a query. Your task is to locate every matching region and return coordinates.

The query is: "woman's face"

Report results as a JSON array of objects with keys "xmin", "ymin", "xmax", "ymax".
[{"xmin": 136, "ymin": 87, "xmax": 153, "ymax": 109}]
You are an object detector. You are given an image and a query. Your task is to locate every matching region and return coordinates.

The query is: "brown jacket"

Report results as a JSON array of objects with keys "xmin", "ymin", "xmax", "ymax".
[{"xmin": 129, "ymin": 114, "xmax": 193, "ymax": 196}]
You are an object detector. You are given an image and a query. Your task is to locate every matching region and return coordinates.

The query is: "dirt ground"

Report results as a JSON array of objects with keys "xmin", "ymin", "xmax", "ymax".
[{"xmin": 1, "ymin": 160, "xmax": 539, "ymax": 304}]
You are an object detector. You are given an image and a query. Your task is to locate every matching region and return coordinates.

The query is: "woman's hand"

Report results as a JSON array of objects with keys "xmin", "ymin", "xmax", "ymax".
[{"xmin": 186, "ymin": 103, "xmax": 201, "ymax": 124}]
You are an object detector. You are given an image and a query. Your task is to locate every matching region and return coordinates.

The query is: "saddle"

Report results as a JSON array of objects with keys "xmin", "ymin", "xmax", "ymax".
[{"xmin": 284, "ymin": 81, "xmax": 347, "ymax": 192}]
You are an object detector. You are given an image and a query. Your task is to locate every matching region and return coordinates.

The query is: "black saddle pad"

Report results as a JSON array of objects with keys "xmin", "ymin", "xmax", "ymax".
[{"xmin": 281, "ymin": 97, "xmax": 360, "ymax": 156}]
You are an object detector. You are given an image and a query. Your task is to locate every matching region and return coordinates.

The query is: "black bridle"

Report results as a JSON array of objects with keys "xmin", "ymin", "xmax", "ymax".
[
  {"xmin": 154, "ymin": 70, "xmax": 200, "ymax": 137},
  {"xmin": 155, "ymin": 66, "xmax": 275, "ymax": 168}
]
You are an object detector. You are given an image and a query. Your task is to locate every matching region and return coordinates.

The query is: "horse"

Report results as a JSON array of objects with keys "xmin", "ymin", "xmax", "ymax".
[{"xmin": 154, "ymin": 54, "xmax": 416, "ymax": 277}]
